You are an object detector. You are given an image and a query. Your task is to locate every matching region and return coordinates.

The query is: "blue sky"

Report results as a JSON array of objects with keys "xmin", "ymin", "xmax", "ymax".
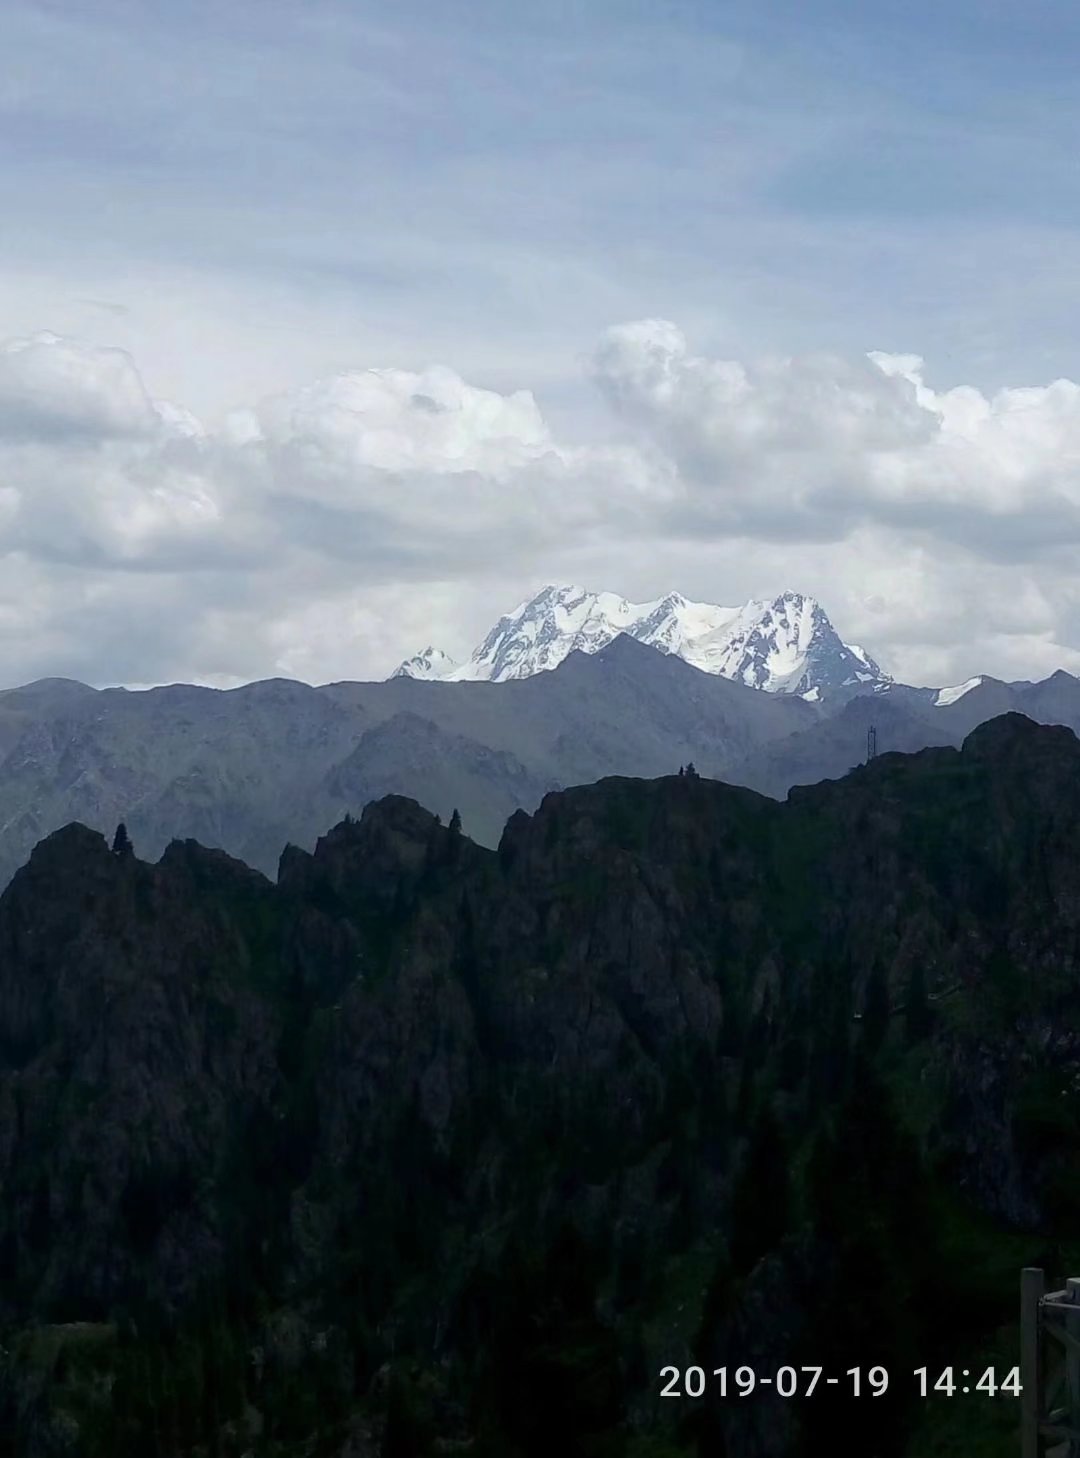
[
  {"xmin": 7, "ymin": 0, "xmax": 1080, "ymax": 410},
  {"xmin": 3, "ymin": 0, "xmax": 1080, "ymax": 687}
]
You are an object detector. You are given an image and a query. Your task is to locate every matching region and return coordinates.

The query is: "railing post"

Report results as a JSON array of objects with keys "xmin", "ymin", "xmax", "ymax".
[
  {"xmin": 1067, "ymin": 1277, "xmax": 1080, "ymax": 1456},
  {"xmin": 1022, "ymin": 1266, "xmax": 1045, "ymax": 1458}
]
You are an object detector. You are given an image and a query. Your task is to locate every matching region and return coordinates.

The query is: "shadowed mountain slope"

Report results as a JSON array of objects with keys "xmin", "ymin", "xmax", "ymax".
[
  {"xmin": 2, "ymin": 715, "xmax": 1080, "ymax": 1454},
  {"xmin": 0, "ymin": 637, "xmax": 817, "ymax": 886},
  {"xmin": 2, "ymin": 645, "xmax": 1080, "ymax": 905}
]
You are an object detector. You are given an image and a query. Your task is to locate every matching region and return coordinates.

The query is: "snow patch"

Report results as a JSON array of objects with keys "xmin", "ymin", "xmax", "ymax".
[
  {"xmin": 391, "ymin": 646, "xmax": 460, "ymax": 680},
  {"xmin": 935, "ymin": 675, "xmax": 984, "ymax": 707}
]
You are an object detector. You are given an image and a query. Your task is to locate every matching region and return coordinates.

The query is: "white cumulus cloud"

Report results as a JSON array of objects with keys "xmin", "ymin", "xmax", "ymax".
[
  {"xmin": 0, "ymin": 331, "xmax": 162, "ymax": 440},
  {"xmin": 3, "ymin": 322, "xmax": 1080, "ymax": 689},
  {"xmin": 593, "ymin": 319, "xmax": 1080, "ymax": 556}
]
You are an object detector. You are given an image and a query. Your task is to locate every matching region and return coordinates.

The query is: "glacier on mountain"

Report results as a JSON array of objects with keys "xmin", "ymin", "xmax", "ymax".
[{"xmin": 395, "ymin": 584, "xmax": 892, "ymax": 700}]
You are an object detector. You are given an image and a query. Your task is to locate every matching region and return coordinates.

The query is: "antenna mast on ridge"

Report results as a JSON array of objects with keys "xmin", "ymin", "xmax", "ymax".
[{"xmin": 866, "ymin": 725, "xmax": 877, "ymax": 762}]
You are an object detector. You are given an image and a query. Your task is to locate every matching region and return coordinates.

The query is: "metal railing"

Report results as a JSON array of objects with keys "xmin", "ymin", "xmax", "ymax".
[{"xmin": 1021, "ymin": 1268, "xmax": 1080, "ymax": 1456}]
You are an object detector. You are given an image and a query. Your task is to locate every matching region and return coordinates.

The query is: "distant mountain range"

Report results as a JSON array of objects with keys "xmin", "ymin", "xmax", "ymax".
[
  {"xmin": 1, "ymin": 634, "xmax": 1080, "ymax": 890},
  {"xmin": 394, "ymin": 583, "xmax": 891, "ymax": 700}
]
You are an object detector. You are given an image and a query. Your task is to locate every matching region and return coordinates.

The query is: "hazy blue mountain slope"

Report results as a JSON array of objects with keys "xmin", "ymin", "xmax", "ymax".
[
  {"xmin": 1, "ymin": 643, "xmax": 1079, "ymax": 892},
  {"xmin": 0, "ymin": 638, "xmax": 815, "ymax": 886}
]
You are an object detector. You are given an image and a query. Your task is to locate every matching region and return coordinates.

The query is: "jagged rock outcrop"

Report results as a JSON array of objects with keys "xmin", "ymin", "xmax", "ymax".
[
  {"xmin": 0, "ymin": 827, "xmax": 284, "ymax": 1324},
  {"xmin": 1, "ymin": 714, "xmax": 1080, "ymax": 1455}
]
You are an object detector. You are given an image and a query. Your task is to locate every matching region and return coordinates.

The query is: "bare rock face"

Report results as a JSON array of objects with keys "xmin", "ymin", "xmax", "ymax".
[
  {"xmin": 2, "ymin": 715, "xmax": 1080, "ymax": 1453},
  {"xmin": 0, "ymin": 826, "xmax": 284, "ymax": 1321}
]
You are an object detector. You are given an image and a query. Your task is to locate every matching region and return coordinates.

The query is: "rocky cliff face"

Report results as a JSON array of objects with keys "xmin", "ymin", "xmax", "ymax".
[
  {"xmin": 1, "ymin": 714, "xmax": 1079, "ymax": 1456},
  {"xmin": 0, "ymin": 827, "xmax": 285, "ymax": 1325}
]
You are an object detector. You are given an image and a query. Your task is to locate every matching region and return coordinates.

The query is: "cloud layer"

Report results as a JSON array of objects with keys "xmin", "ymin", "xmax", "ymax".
[
  {"xmin": 3, "ymin": 322, "xmax": 1080, "ymax": 689},
  {"xmin": 593, "ymin": 320, "xmax": 1080, "ymax": 554}
]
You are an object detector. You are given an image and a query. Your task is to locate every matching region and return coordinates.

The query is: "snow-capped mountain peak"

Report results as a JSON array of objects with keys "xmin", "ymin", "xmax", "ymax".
[
  {"xmin": 399, "ymin": 584, "xmax": 891, "ymax": 699},
  {"xmin": 682, "ymin": 591, "xmax": 889, "ymax": 696},
  {"xmin": 444, "ymin": 584, "xmax": 650, "ymax": 683},
  {"xmin": 391, "ymin": 645, "xmax": 460, "ymax": 680}
]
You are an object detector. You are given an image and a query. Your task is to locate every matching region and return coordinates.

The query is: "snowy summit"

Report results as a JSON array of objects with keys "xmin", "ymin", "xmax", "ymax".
[
  {"xmin": 391, "ymin": 645, "xmax": 461, "ymax": 681},
  {"xmin": 395, "ymin": 584, "xmax": 891, "ymax": 700}
]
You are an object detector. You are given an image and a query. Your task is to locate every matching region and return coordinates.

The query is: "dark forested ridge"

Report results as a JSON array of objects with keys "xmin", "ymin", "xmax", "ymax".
[{"xmin": 1, "ymin": 712, "xmax": 1079, "ymax": 1456}]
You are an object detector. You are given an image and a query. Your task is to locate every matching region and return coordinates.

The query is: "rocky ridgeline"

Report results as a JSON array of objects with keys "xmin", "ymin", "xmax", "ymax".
[{"xmin": 0, "ymin": 714, "xmax": 1078, "ymax": 1455}]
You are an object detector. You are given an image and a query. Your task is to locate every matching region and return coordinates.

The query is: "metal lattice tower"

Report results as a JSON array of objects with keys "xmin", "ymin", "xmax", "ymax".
[{"xmin": 866, "ymin": 725, "xmax": 877, "ymax": 762}]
